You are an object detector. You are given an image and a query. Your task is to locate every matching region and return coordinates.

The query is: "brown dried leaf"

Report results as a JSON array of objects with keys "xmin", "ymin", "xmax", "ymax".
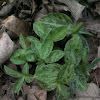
[
  {"xmin": 56, "ymin": 0, "xmax": 85, "ymax": 21},
  {"xmin": 95, "ymin": 2, "xmax": 100, "ymax": 15},
  {"xmin": 0, "ymin": 32, "xmax": 16, "ymax": 66},
  {"xmin": 70, "ymin": 83, "xmax": 100, "ymax": 100},
  {"xmin": 2, "ymin": 16, "xmax": 30, "ymax": 46},
  {"xmin": 34, "ymin": 6, "xmax": 47, "ymax": 22}
]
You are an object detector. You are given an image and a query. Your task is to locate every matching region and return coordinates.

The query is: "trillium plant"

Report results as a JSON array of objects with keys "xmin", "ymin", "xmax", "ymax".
[{"xmin": 4, "ymin": 13, "xmax": 100, "ymax": 100}]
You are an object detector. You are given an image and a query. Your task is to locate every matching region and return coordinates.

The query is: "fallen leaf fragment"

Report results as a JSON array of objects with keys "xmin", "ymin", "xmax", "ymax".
[
  {"xmin": 22, "ymin": 81, "xmax": 47, "ymax": 100},
  {"xmin": 95, "ymin": 2, "xmax": 100, "ymax": 15},
  {"xmin": 70, "ymin": 83, "xmax": 100, "ymax": 100},
  {"xmin": 0, "ymin": 32, "xmax": 16, "ymax": 66},
  {"xmin": 2, "ymin": 15, "xmax": 30, "ymax": 46},
  {"xmin": 56, "ymin": 0, "xmax": 85, "ymax": 21}
]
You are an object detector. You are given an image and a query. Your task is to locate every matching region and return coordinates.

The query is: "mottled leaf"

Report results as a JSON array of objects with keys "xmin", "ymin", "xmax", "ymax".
[
  {"xmin": 22, "ymin": 63, "xmax": 29, "ymax": 74},
  {"xmin": 33, "ymin": 21, "xmax": 50, "ymax": 40},
  {"xmin": 24, "ymin": 47, "xmax": 37, "ymax": 62},
  {"xmin": 70, "ymin": 65, "xmax": 88, "ymax": 91},
  {"xmin": 51, "ymin": 25, "xmax": 70, "ymax": 42},
  {"xmin": 34, "ymin": 63, "xmax": 62, "ymax": 91},
  {"xmin": 40, "ymin": 39, "xmax": 53, "ymax": 59},
  {"xmin": 56, "ymin": 85, "xmax": 73, "ymax": 100},
  {"xmin": 40, "ymin": 13, "xmax": 72, "ymax": 30},
  {"xmin": 88, "ymin": 58, "xmax": 100, "ymax": 71},
  {"xmin": 4, "ymin": 66, "xmax": 23, "ymax": 78},
  {"xmin": 20, "ymin": 34, "xmax": 27, "ymax": 49},
  {"xmin": 45, "ymin": 50, "xmax": 64, "ymax": 63},
  {"xmin": 25, "ymin": 74, "xmax": 34, "ymax": 83},
  {"xmin": 10, "ymin": 49, "xmax": 26, "ymax": 65},
  {"xmin": 13, "ymin": 77, "xmax": 24, "ymax": 93},
  {"xmin": 57, "ymin": 62, "xmax": 75, "ymax": 84},
  {"xmin": 64, "ymin": 35, "xmax": 83, "ymax": 67}
]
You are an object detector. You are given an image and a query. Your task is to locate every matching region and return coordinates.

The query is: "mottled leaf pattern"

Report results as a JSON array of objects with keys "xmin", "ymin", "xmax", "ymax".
[
  {"xmin": 33, "ymin": 21, "xmax": 51, "ymax": 40},
  {"xmin": 20, "ymin": 34, "xmax": 27, "ymax": 49},
  {"xmin": 70, "ymin": 65, "xmax": 88, "ymax": 91},
  {"xmin": 40, "ymin": 13, "xmax": 72, "ymax": 29},
  {"xmin": 56, "ymin": 85, "xmax": 73, "ymax": 100},
  {"xmin": 57, "ymin": 62, "xmax": 75, "ymax": 84},
  {"xmin": 4, "ymin": 66, "xmax": 24, "ymax": 78},
  {"xmin": 24, "ymin": 47, "xmax": 37, "ymax": 62},
  {"xmin": 45, "ymin": 50, "xmax": 64, "ymax": 63},
  {"xmin": 10, "ymin": 49, "xmax": 26, "ymax": 65},
  {"xmin": 88, "ymin": 58, "xmax": 100, "ymax": 71},
  {"xmin": 22, "ymin": 63, "xmax": 29, "ymax": 74},
  {"xmin": 25, "ymin": 75, "xmax": 34, "ymax": 83},
  {"xmin": 51, "ymin": 25, "xmax": 70, "ymax": 42},
  {"xmin": 34, "ymin": 64, "xmax": 62, "ymax": 91},
  {"xmin": 13, "ymin": 77, "xmax": 24, "ymax": 93},
  {"xmin": 64, "ymin": 35, "xmax": 83, "ymax": 67},
  {"xmin": 40, "ymin": 39, "xmax": 53, "ymax": 59}
]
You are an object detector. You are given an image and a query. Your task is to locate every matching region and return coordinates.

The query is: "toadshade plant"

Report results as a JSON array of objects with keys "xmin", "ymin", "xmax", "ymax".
[{"xmin": 4, "ymin": 13, "xmax": 100, "ymax": 100}]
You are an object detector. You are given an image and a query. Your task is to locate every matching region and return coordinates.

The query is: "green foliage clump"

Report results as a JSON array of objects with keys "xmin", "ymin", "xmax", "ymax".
[{"xmin": 4, "ymin": 13, "xmax": 100, "ymax": 100}]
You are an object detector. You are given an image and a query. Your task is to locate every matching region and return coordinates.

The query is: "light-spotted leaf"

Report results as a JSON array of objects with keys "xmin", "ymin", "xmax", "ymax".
[
  {"xmin": 51, "ymin": 25, "xmax": 70, "ymax": 42},
  {"xmin": 70, "ymin": 65, "xmax": 88, "ymax": 91},
  {"xmin": 24, "ymin": 47, "xmax": 37, "ymax": 62},
  {"xmin": 56, "ymin": 85, "xmax": 73, "ymax": 100},
  {"xmin": 22, "ymin": 63, "xmax": 29, "ymax": 74},
  {"xmin": 40, "ymin": 39, "xmax": 53, "ymax": 59},
  {"xmin": 25, "ymin": 74, "xmax": 34, "ymax": 83},
  {"xmin": 33, "ymin": 21, "xmax": 50, "ymax": 40},
  {"xmin": 40, "ymin": 13, "xmax": 72, "ymax": 30},
  {"xmin": 64, "ymin": 35, "xmax": 83, "ymax": 67},
  {"xmin": 31, "ymin": 37, "xmax": 41, "ymax": 56},
  {"xmin": 20, "ymin": 34, "xmax": 27, "ymax": 49},
  {"xmin": 13, "ymin": 77, "xmax": 24, "ymax": 93},
  {"xmin": 34, "ymin": 63, "xmax": 62, "ymax": 91},
  {"xmin": 10, "ymin": 49, "xmax": 26, "ymax": 65},
  {"xmin": 88, "ymin": 58, "xmax": 100, "ymax": 71},
  {"xmin": 45, "ymin": 50, "xmax": 64, "ymax": 63},
  {"xmin": 57, "ymin": 62, "xmax": 75, "ymax": 84},
  {"xmin": 4, "ymin": 66, "xmax": 23, "ymax": 78}
]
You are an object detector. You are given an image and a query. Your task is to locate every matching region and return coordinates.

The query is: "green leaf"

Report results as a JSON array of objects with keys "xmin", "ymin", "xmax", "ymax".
[
  {"xmin": 79, "ymin": 27, "xmax": 93, "ymax": 36},
  {"xmin": 25, "ymin": 74, "xmax": 34, "ymax": 83},
  {"xmin": 64, "ymin": 35, "xmax": 83, "ymax": 67},
  {"xmin": 88, "ymin": 58, "xmax": 100, "ymax": 71},
  {"xmin": 20, "ymin": 33, "xmax": 27, "ymax": 49},
  {"xmin": 34, "ymin": 63, "xmax": 62, "ymax": 91},
  {"xmin": 24, "ymin": 47, "xmax": 37, "ymax": 62},
  {"xmin": 13, "ymin": 77, "xmax": 24, "ymax": 93},
  {"xmin": 22, "ymin": 63, "xmax": 29, "ymax": 74},
  {"xmin": 31, "ymin": 37, "xmax": 41, "ymax": 56},
  {"xmin": 4, "ymin": 66, "xmax": 23, "ymax": 78},
  {"xmin": 11, "ymin": 49, "xmax": 25, "ymax": 58},
  {"xmin": 72, "ymin": 22, "xmax": 83, "ymax": 34},
  {"xmin": 79, "ymin": 35, "xmax": 89, "ymax": 59},
  {"xmin": 10, "ymin": 58, "xmax": 26, "ymax": 65},
  {"xmin": 40, "ymin": 13, "xmax": 72, "ymax": 30},
  {"xmin": 38, "ymin": 81, "xmax": 57, "ymax": 91},
  {"xmin": 26, "ymin": 36, "xmax": 35, "ymax": 42},
  {"xmin": 40, "ymin": 39, "xmax": 53, "ymax": 59},
  {"xmin": 51, "ymin": 25, "xmax": 70, "ymax": 42},
  {"xmin": 57, "ymin": 62, "xmax": 75, "ymax": 84},
  {"xmin": 56, "ymin": 85, "xmax": 73, "ymax": 100},
  {"xmin": 33, "ymin": 21, "xmax": 51, "ymax": 40},
  {"xmin": 45, "ymin": 50, "xmax": 64, "ymax": 63},
  {"xmin": 70, "ymin": 65, "xmax": 88, "ymax": 91},
  {"xmin": 70, "ymin": 75, "xmax": 87, "ymax": 92},
  {"xmin": 10, "ymin": 49, "xmax": 26, "ymax": 65}
]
